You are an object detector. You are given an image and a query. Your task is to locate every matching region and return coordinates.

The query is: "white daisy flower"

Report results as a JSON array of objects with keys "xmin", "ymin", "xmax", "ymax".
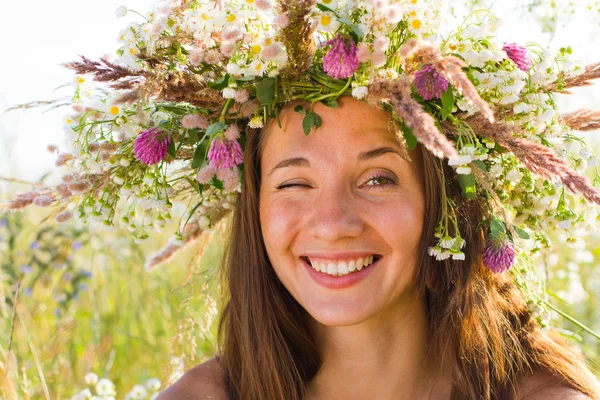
[
  {"xmin": 85, "ymin": 373, "xmax": 99, "ymax": 385},
  {"xmin": 96, "ymin": 378, "xmax": 116, "ymax": 396}
]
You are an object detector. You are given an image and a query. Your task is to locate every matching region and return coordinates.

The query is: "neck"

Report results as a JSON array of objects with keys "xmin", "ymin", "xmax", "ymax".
[{"xmin": 305, "ymin": 290, "xmax": 450, "ymax": 400}]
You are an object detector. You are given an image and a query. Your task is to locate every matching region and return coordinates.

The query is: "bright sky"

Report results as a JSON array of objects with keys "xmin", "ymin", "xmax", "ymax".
[{"xmin": 1, "ymin": 0, "xmax": 599, "ymax": 185}]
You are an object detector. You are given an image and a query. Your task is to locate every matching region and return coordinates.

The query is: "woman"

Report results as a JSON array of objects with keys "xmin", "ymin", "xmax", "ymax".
[
  {"xmin": 157, "ymin": 96, "xmax": 600, "ymax": 399},
  {"xmin": 18, "ymin": 0, "xmax": 599, "ymax": 397}
]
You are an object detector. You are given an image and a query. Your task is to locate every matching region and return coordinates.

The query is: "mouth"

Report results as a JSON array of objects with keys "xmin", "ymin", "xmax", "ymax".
[{"xmin": 300, "ymin": 254, "xmax": 383, "ymax": 277}]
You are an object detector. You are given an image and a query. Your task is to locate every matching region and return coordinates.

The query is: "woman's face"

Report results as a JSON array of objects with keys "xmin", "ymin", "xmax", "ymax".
[{"xmin": 259, "ymin": 96, "xmax": 425, "ymax": 326}]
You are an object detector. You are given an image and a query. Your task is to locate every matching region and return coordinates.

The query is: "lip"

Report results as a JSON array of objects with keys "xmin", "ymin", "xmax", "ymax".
[{"xmin": 301, "ymin": 256, "xmax": 381, "ymax": 289}]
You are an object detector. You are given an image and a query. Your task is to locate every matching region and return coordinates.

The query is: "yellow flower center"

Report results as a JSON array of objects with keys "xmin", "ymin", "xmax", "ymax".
[
  {"xmin": 322, "ymin": 0, "xmax": 333, "ymax": 4},
  {"xmin": 226, "ymin": 14, "xmax": 236, "ymax": 22},
  {"xmin": 66, "ymin": 118, "xmax": 73, "ymax": 124},
  {"xmin": 458, "ymin": 43, "xmax": 466, "ymax": 52},
  {"xmin": 411, "ymin": 19, "xmax": 422, "ymax": 29},
  {"xmin": 449, "ymin": 43, "xmax": 457, "ymax": 50},
  {"xmin": 76, "ymin": 77, "xmax": 85, "ymax": 84},
  {"xmin": 110, "ymin": 106, "xmax": 120, "ymax": 115},
  {"xmin": 321, "ymin": 15, "xmax": 332, "ymax": 26},
  {"xmin": 264, "ymin": 38, "xmax": 273, "ymax": 46},
  {"xmin": 246, "ymin": 0, "xmax": 255, "ymax": 3},
  {"xmin": 411, "ymin": 0, "xmax": 418, "ymax": 4},
  {"xmin": 255, "ymin": 62, "xmax": 263, "ymax": 71},
  {"xmin": 251, "ymin": 45, "xmax": 262, "ymax": 54},
  {"xmin": 409, "ymin": 10, "xmax": 417, "ymax": 17},
  {"xmin": 201, "ymin": 13, "xmax": 208, "ymax": 20}
]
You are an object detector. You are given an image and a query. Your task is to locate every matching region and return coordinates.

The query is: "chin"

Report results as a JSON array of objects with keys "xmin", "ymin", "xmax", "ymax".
[{"xmin": 300, "ymin": 296, "xmax": 382, "ymax": 327}]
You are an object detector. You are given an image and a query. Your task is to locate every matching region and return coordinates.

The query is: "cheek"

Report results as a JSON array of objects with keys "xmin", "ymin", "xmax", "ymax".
[{"xmin": 259, "ymin": 194, "xmax": 307, "ymax": 259}]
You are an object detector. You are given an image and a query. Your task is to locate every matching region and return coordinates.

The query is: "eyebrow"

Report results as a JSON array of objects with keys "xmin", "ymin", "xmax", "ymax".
[{"xmin": 267, "ymin": 146, "xmax": 403, "ymax": 177}]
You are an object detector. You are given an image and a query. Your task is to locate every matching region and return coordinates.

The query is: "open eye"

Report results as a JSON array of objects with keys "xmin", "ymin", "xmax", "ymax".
[{"xmin": 364, "ymin": 173, "xmax": 397, "ymax": 188}]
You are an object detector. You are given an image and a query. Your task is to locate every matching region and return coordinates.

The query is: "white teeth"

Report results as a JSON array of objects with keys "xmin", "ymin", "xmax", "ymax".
[
  {"xmin": 319, "ymin": 262, "xmax": 327, "ymax": 273},
  {"xmin": 308, "ymin": 256, "xmax": 378, "ymax": 276},
  {"xmin": 327, "ymin": 263, "xmax": 337, "ymax": 275},
  {"xmin": 348, "ymin": 260, "xmax": 356, "ymax": 272},
  {"xmin": 337, "ymin": 261, "xmax": 348, "ymax": 275}
]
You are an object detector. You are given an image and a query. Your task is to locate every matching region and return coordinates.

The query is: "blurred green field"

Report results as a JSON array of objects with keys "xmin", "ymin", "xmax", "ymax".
[{"xmin": 0, "ymin": 208, "xmax": 224, "ymax": 399}]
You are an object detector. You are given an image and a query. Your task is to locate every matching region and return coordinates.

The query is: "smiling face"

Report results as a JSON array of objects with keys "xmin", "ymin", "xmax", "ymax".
[{"xmin": 259, "ymin": 96, "xmax": 426, "ymax": 326}]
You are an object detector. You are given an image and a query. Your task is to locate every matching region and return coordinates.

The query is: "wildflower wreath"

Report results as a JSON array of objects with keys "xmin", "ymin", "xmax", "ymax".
[{"xmin": 4, "ymin": 0, "xmax": 600, "ymax": 330}]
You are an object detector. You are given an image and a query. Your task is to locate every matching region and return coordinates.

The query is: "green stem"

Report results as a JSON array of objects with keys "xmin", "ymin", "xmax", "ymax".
[
  {"xmin": 309, "ymin": 78, "xmax": 353, "ymax": 111},
  {"xmin": 219, "ymin": 98, "xmax": 233, "ymax": 122},
  {"xmin": 544, "ymin": 300, "xmax": 600, "ymax": 341}
]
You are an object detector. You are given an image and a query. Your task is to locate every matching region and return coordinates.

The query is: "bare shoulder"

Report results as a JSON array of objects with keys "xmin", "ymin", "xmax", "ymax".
[
  {"xmin": 517, "ymin": 370, "xmax": 592, "ymax": 400},
  {"xmin": 156, "ymin": 357, "xmax": 228, "ymax": 400}
]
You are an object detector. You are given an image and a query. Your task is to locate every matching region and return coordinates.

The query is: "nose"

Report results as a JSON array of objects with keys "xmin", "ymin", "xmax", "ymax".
[{"xmin": 306, "ymin": 185, "xmax": 365, "ymax": 242}]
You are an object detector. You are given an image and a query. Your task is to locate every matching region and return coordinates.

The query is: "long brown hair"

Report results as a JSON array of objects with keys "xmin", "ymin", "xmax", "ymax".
[{"xmin": 217, "ymin": 111, "xmax": 600, "ymax": 399}]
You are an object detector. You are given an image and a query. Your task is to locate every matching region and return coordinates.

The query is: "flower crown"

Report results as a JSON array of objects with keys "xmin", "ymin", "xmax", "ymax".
[{"xmin": 4, "ymin": 0, "xmax": 600, "ymax": 327}]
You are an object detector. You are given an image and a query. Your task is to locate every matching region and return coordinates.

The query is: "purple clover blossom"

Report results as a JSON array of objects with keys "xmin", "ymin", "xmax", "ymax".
[
  {"xmin": 323, "ymin": 34, "xmax": 360, "ymax": 80},
  {"xmin": 133, "ymin": 127, "xmax": 171, "ymax": 165},
  {"xmin": 414, "ymin": 64, "xmax": 449, "ymax": 100},
  {"xmin": 207, "ymin": 138, "xmax": 243, "ymax": 169},
  {"xmin": 503, "ymin": 43, "xmax": 532, "ymax": 72},
  {"xmin": 482, "ymin": 239, "xmax": 515, "ymax": 273}
]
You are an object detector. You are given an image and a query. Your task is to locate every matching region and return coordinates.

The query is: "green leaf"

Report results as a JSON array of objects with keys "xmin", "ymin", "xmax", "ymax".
[
  {"xmin": 294, "ymin": 105, "xmax": 307, "ymax": 115},
  {"xmin": 457, "ymin": 173, "xmax": 476, "ymax": 199},
  {"xmin": 313, "ymin": 112, "xmax": 322, "ymax": 128},
  {"xmin": 401, "ymin": 121, "xmax": 417, "ymax": 150},
  {"xmin": 513, "ymin": 225, "xmax": 530, "ymax": 240},
  {"xmin": 316, "ymin": 3, "xmax": 335, "ymax": 13},
  {"xmin": 256, "ymin": 77, "xmax": 276, "ymax": 105},
  {"xmin": 187, "ymin": 129, "xmax": 199, "ymax": 145},
  {"xmin": 472, "ymin": 160, "xmax": 488, "ymax": 172},
  {"xmin": 167, "ymin": 137, "xmax": 176, "ymax": 158},
  {"xmin": 302, "ymin": 112, "xmax": 322, "ymax": 135},
  {"xmin": 206, "ymin": 122, "xmax": 228, "ymax": 136},
  {"xmin": 441, "ymin": 87, "xmax": 454, "ymax": 120},
  {"xmin": 235, "ymin": 76, "xmax": 256, "ymax": 83},
  {"xmin": 338, "ymin": 19, "xmax": 364, "ymax": 40},
  {"xmin": 323, "ymin": 99, "xmax": 339, "ymax": 108},
  {"xmin": 191, "ymin": 146, "xmax": 204, "ymax": 169},
  {"xmin": 303, "ymin": 113, "xmax": 315, "ymax": 135},
  {"xmin": 490, "ymin": 216, "xmax": 506, "ymax": 240},
  {"xmin": 207, "ymin": 74, "xmax": 230, "ymax": 90},
  {"xmin": 210, "ymin": 176, "xmax": 224, "ymax": 190},
  {"xmin": 158, "ymin": 119, "xmax": 171, "ymax": 128}
]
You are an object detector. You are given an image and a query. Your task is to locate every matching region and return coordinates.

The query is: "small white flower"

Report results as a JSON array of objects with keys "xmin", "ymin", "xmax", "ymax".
[
  {"xmin": 85, "ymin": 373, "xmax": 99, "ymax": 385},
  {"xmin": 558, "ymin": 220, "xmax": 572, "ymax": 229},
  {"xmin": 579, "ymin": 147, "xmax": 592, "ymax": 160},
  {"xmin": 506, "ymin": 169, "xmax": 522, "ymax": 183},
  {"xmin": 128, "ymin": 384, "xmax": 148, "ymax": 400},
  {"xmin": 146, "ymin": 378, "xmax": 162, "ymax": 392},
  {"xmin": 588, "ymin": 157, "xmax": 598, "ymax": 167},
  {"xmin": 226, "ymin": 63, "xmax": 241, "ymax": 75},
  {"xmin": 115, "ymin": 6, "xmax": 128, "ymax": 18},
  {"xmin": 248, "ymin": 116, "xmax": 264, "ymax": 129},
  {"xmin": 96, "ymin": 378, "xmax": 116, "ymax": 396},
  {"xmin": 456, "ymin": 166, "xmax": 472, "ymax": 175},
  {"xmin": 513, "ymin": 103, "xmax": 529, "ymax": 114},
  {"xmin": 451, "ymin": 251, "xmax": 465, "ymax": 260},
  {"xmin": 222, "ymin": 88, "xmax": 237, "ymax": 99},
  {"xmin": 351, "ymin": 85, "xmax": 368, "ymax": 99},
  {"xmin": 439, "ymin": 236, "xmax": 455, "ymax": 249}
]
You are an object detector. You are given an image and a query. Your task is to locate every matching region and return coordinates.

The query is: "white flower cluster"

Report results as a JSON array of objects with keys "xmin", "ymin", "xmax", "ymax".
[{"xmin": 71, "ymin": 373, "xmax": 162, "ymax": 400}]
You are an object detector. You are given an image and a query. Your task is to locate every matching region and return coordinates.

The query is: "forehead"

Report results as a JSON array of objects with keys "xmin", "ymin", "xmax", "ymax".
[{"xmin": 260, "ymin": 97, "xmax": 411, "ymax": 161}]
